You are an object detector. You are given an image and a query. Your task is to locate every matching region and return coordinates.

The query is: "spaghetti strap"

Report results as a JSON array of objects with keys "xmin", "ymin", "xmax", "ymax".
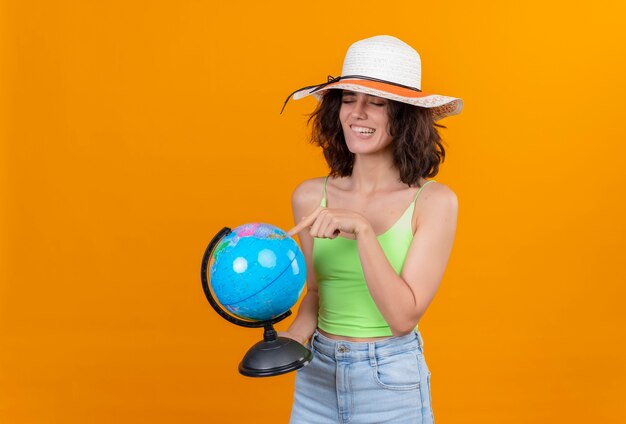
[
  {"xmin": 412, "ymin": 180, "xmax": 436, "ymax": 202},
  {"xmin": 320, "ymin": 176, "xmax": 329, "ymax": 207}
]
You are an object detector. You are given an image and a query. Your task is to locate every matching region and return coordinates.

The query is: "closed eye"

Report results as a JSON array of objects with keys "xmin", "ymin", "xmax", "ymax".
[{"xmin": 342, "ymin": 91, "xmax": 385, "ymax": 107}]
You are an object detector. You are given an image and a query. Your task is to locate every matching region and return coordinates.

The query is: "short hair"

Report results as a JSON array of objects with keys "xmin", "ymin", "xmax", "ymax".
[{"xmin": 307, "ymin": 89, "xmax": 447, "ymax": 187}]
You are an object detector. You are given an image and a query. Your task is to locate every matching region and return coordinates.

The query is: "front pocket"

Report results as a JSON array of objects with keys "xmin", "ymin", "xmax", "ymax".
[{"xmin": 372, "ymin": 351, "xmax": 421, "ymax": 391}]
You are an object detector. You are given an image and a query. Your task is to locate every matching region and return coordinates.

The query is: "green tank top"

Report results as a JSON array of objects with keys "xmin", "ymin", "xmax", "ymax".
[{"xmin": 313, "ymin": 176, "xmax": 436, "ymax": 337}]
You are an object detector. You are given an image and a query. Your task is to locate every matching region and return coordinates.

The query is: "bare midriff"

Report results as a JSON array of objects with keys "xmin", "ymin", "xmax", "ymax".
[{"xmin": 317, "ymin": 327, "xmax": 392, "ymax": 342}]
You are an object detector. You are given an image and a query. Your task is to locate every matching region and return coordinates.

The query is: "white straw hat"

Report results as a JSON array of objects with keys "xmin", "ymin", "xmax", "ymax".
[{"xmin": 282, "ymin": 35, "xmax": 463, "ymax": 121}]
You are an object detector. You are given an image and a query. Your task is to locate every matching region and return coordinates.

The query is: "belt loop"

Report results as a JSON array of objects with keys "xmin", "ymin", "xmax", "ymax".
[
  {"xmin": 368, "ymin": 342, "xmax": 376, "ymax": 367},
  {"xmin": 416, "ymin": 330, "xmax": 424, "ymax": 353},
  {"xmin": 309, "ymin": 330, "xmax": 317, "ymax": 350}
]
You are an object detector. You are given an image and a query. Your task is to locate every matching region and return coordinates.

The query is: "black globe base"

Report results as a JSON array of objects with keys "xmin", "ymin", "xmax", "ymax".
[{"xmin": 239, "ymin": 325, "xmax": 313, "ymax": 377}]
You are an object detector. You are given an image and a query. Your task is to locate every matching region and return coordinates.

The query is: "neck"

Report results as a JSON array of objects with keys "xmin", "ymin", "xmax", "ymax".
[{"xmin": 349, "ymin": 151, "xmax": 402, "ymax": 193}]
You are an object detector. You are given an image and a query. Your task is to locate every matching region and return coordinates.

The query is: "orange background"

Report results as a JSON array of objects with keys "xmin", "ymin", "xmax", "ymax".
[{"xmin": 2, "ymin": 0, "xmax": 625, "ymax": 422}]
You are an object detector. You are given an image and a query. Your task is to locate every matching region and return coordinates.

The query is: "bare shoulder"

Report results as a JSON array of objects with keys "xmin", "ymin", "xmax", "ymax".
[
  {"xmin": 291, "ymin": 177, "xmax": 327, "ymax": 218},
  {"xmin": 415, "ymin": 181, "xmax": 459, "ymax": 227},
  {"xmin": 419, "ymin": 181, "xmax": 458, "ymax": 207}
]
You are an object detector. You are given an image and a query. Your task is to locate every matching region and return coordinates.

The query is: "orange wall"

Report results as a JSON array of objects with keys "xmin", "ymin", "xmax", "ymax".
[{"xmin": 2, "ymin": 1, "xmax": 625, "ymax": 423}]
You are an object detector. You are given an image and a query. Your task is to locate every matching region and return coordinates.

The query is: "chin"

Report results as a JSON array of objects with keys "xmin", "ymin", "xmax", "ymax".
[
  {"xmin": 345, "ymin": 143, "xmax": 368, "ymax": 154},
  {"xmin": 345, "ymin": 140, "xmax": 383, "ymax": 155}
]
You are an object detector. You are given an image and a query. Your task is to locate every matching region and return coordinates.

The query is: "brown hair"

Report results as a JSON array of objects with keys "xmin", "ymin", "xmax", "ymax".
[{"xmin": 308, "ymin": 89, "xmax": 447, "ymax": 187}]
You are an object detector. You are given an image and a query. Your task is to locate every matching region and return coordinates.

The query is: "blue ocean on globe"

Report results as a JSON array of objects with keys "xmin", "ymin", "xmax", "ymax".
[{"xmin": 209, "ymin": 223, "xmax": 306, "ymax": 321}]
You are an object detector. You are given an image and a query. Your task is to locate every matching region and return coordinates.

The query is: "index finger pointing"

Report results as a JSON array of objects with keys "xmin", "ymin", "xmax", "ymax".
[{"xmin": 287, "ymin": 206, "xmax": 324, "ymax": 237}]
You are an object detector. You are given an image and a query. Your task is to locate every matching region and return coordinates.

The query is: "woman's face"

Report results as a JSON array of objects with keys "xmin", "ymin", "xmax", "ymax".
[{"xmin": 339, "ymin": 90, "xmax": 393, "ymax": 155}]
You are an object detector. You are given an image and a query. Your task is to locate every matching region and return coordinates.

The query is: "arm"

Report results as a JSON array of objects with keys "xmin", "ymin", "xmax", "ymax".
[
  {"xmin": 281, "ymin": 180, "xmax": 323, "ymax": 344},
  {"xmin": 356, "ymin": 184, "xmax": 458, "ymax": 335},
  {"xmin": 288, "ymin": 183, "xmax": 459, "ymax": 337}
]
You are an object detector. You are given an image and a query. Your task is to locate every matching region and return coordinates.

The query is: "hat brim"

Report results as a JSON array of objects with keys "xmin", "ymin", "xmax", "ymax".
[{"xmin": 293, "ymin": 79, "xmax": 463, "ymax": 121}]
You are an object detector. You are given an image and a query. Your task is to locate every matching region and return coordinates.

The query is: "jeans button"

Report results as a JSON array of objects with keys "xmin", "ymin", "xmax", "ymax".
[{"xmin": 338, "ymin": 345, "xmax": 349, "ymax": 353}]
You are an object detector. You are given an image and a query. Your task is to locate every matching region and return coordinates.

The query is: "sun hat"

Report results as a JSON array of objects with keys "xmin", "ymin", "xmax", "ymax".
[{"xmin": 282, "ymin": 35, "xmax": 463, "ymax": 121}]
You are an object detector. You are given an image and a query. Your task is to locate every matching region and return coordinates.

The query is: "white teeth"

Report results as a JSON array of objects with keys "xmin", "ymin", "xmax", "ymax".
[{"xmin": 352, "ymin": 126, "xmax": 375, "ymax": 134}]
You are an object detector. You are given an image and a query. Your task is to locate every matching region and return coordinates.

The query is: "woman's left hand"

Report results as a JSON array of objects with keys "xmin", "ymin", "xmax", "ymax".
[{"xmin": 287, "ymin": 206, "xmax": 369, "ymax": 239}]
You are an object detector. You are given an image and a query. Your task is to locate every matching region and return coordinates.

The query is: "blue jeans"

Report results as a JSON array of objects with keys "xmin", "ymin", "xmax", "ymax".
[{"xmin": 289, "ymin": 329, "xmax": 435, "ymax": 423}]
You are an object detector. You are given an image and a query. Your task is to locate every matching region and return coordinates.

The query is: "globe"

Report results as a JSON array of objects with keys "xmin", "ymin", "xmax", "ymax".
[{"xmin": 208, "ymin": 223, "xmax": 306, "ymax": 321}]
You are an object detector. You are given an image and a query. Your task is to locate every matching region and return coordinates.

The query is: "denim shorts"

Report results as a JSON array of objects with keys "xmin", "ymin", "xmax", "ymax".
[{"xmin": 289, "ymin": 329, "xmax": 435, "ymax": 424}]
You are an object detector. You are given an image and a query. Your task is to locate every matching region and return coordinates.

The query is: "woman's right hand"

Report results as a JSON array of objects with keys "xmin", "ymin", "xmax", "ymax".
[
  {"xmin": 278, "ymin": 330, "xmax": 307, "ymax": 345},
  {"xmin": 287, "ymin": 206, "xmax": 370, "ymax": 239}
]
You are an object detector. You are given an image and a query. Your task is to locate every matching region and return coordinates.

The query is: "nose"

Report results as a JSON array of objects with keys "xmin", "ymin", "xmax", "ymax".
[{"xmin": 350, "ymin": 97, "xmax": 367, "ymax": 119}]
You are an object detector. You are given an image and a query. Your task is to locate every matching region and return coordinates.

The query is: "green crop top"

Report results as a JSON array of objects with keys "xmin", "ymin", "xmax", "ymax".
[{"xmin": 312, "ymin": 176, "xmax": 436, "ymax": 337}]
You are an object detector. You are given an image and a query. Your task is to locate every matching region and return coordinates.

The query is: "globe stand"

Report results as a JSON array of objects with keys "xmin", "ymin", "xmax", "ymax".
[{"xmin": 201, "ymin": 227, "xmax": 312, "ymax": 377}]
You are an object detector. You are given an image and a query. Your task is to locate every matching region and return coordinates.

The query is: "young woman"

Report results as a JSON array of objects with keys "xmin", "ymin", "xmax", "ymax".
[{"xmin": 282, "ymin": 35, "xmax": 463, "ymax": 424}]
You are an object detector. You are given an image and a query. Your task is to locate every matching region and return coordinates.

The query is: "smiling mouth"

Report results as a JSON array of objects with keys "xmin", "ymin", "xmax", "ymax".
[{"xmin": 351, "ymin": 125, "xmax": 376, "ymax": 135}]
